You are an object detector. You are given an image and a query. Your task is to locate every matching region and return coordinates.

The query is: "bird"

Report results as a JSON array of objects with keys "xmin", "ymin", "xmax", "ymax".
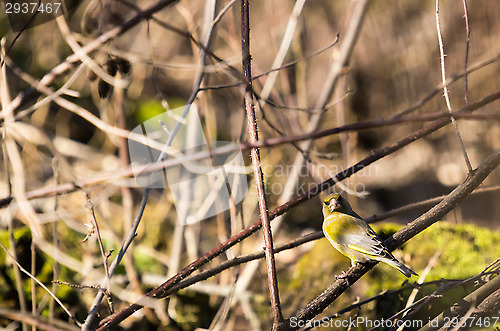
[{"xmin": 322, "ymin": 193, "xmax": 417, "ymax": 278}]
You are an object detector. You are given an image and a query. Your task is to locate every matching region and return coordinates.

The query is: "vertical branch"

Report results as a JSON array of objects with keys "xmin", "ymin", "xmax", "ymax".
[
  {"xmin": 258, "ymin": 0, "xmax": 307, "ymax": 105},
  {"xmin": 462, "ymin": 0, "xmax": 470, "ymax": 106},
  {"xmin": 1, "ymin": 38, "xmax": 28, "ymax": 331},
  {"xmin": 435, "ymin": 0, "xmax": 473, "ymax": 172},
  {"xmin": 7, "ymin": 216, "xmax": 28, "ymax": 331},
  {"xmin": 84, "ymin": 193, "xmax": 112, "ymax": 282},
  {"xmin": 30, "ymin": 240, "xmax": 36, "ymax": 331},
  {"xmin": 113, "ymin": 72, "xmax": 142, "ymax": 293},
  {"xmin": 240, "ymin": 0, "xmax": 284, "ymax": 329}
]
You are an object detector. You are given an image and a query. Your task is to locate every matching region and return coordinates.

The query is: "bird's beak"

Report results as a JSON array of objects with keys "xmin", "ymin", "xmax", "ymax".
[{"xmin": 329, "ymin": 198, "xmax": 341, "ymax": 212}]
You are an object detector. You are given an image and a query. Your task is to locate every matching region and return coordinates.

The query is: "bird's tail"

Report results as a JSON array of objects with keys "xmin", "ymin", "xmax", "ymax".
[{"xmin": 377, "ymin": 257, "xmax": 418, "ymax": 278}]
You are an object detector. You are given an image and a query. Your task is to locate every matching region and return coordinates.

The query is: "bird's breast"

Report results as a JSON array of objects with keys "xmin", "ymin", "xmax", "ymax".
[{"xmin": 323, "ymin": 214, "xmax": 353, "ymax": 242}]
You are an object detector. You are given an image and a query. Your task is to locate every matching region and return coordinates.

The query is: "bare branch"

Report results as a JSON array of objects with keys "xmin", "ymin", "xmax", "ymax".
[{"xmin": 241, "ymin": 0, "xmax": 284, "ymax": 328}]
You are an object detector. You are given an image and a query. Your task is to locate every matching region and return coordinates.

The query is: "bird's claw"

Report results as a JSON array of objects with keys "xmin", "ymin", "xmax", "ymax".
[{"xmin": 335, "ymin": 270, "xmax": 350, "ymax": 286}]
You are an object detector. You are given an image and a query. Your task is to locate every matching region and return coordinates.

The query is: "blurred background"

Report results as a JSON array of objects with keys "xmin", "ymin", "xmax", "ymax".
[{"xmin": 0, "ymin": 0, "xmax": 499, "ymax": 329}]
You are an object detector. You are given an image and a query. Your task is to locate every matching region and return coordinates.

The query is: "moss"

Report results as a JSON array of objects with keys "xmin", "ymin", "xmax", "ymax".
[
  {"xmin": 133, "ymin": 98, "xmax": 187, "ymax": 124},
  {"xmin": 133, "ymin": 249, "xmax": 164, "ymax": 275},
  {"xmin": 166, "ymin": 290, "xmax": 219, "ymax": 330},
  {"xmin": 403, "ymin": 222, "xmax": 500, "ymax": 280},
  {"xmin": 133, "ymin": 100, "xmax": 165, "ymax": 124}
]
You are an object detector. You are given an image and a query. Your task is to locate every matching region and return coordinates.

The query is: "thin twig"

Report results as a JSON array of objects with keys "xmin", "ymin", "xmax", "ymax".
[
  {"xmin": 449, "ymin": 302, "xmax": 476, "ymax": 331},
  {"xmin": 83, "ymin": 192, "xmax": 112, "ymax": 297},
  {"xmin": 396, "ymin": 250, "xmax": 441, "ymax": 331},
  {"xmin": 258, "ymin": 0, "xmax": 307, "ymax": 106},
  {"xmin": 435, "ymin": 0, "xmax": 473, "ymax": 172},
  {"xmin": 390, "ymin": 52, "xmax": 500, "ymax": 119},
  {"xmin": 462, "ymin": 0, "xmax": 470, "ymax": 106},
  {"xmin": 197, "ymin": 37, "xmax": 340, "ymax": 95},
  {"xmin": 55, "ymin": 15, "xmax": 128, "ymax": 88},
  {"xmin": 31, "ymin": 240, "xmax": 36, "ymax": 331}
]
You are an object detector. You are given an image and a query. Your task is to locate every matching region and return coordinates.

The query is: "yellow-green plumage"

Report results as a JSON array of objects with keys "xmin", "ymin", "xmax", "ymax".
[{"xmin": 322, "ymin": 194, "xmax": 417, "ymax": 278}]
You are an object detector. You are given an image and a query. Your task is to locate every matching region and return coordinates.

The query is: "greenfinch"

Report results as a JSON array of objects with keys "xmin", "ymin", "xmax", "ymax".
[{"xmin": 322, "ymin": 194, "xmax": 417, "ymax": 278}]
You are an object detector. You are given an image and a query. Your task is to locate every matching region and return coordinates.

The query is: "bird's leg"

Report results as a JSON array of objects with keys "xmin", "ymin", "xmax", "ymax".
[{"xmin": 335, "ymin": 270, "xmax": 348, "ymax": 279}]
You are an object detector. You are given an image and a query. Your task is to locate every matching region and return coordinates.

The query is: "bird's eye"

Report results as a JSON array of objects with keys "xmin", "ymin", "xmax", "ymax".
[{"xmin": 323, "ymin": 201, "xmax": 329, "ymax": 206}]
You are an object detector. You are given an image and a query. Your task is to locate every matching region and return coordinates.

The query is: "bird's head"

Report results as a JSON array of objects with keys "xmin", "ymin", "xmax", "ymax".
[{"xmin": 322, "ymin": 194, "xmax": 351, "ymax": 215}]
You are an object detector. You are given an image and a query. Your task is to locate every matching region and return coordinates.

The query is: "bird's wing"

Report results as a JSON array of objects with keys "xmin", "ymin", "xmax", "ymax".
[{"xmin": 339, "ymin": 217, "xmax": 388, "ymax": 258}]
